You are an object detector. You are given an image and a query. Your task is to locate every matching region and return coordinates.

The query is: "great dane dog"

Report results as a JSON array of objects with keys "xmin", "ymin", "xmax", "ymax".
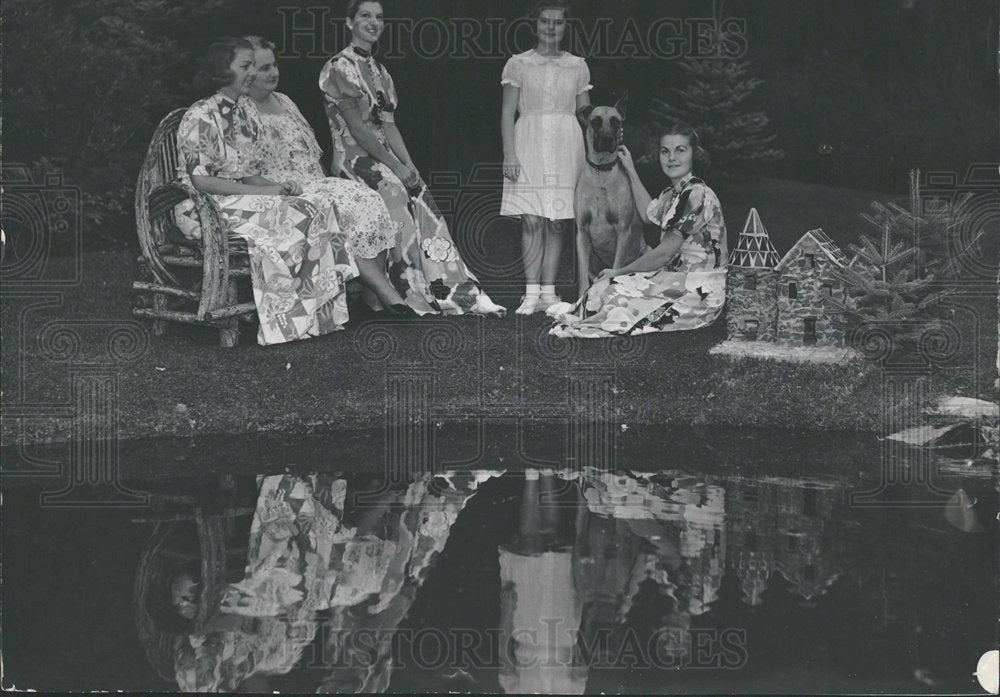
[{"xmin": 574, "ymin": 95, "xmax": 646, "ymax": 298}]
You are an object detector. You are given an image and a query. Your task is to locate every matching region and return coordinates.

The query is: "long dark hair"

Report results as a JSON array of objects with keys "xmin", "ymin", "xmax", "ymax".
[{"xmin": 194, "ymin": 37, "xmax": 254, "ymax": 95}]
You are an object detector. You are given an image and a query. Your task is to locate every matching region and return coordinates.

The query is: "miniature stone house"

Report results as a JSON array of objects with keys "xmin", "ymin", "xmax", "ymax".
[
  {"xmin": 774, "ymin": 230, "xmax": 850, "ymax": 347},
  {"xmin": 727, "ymin": 209, "xmax": 851, "ymax": 348}
]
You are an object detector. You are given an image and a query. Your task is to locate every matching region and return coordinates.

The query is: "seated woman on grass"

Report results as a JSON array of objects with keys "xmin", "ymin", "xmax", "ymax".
[{"xmin": 549, "ymin": 121, "xmax": 728, "ymax": 338}]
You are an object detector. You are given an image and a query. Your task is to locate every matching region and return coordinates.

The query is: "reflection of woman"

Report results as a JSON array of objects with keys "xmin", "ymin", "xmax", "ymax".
[
  {"xmin": 498, "ymin": 470, "xmax": 588, "ymax": 694},
  {"xmin": 161, "ymin": 473, "xmax": 483, "ymax": 692},
  {"xmin": 500, "ymin": 1, "xmax": 591, "ymax": 314},
  {"xmin": 550, "ymin": 123, "xmax": 728, "ymax": 338},
  {"xmin": 243, "ymin": 35, "xmax": 414, "ymax": 317},
  {"xmin": 175, "ymin": 38, "xmax": 356, "ymax": 345},
  {"xmin": 319, "ymin": 1, "xmax": 505, "ymax": 317}
]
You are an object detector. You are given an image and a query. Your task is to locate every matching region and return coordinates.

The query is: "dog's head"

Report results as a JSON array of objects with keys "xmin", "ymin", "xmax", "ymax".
[{"xmin": 580, "ymin": 93, "xmax": 628, "ymax": 163}]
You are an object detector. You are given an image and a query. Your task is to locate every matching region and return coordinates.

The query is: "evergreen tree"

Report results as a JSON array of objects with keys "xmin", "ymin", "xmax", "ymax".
[{"xmin": 648, "ymin": 1, "xmax": 785, "ymax": 183}]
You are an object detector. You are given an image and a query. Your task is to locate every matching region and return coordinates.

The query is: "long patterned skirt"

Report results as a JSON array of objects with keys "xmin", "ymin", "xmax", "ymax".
[
  {"xmin": 550, "ymin": 267, "xmax": 727, "ymax": 338},
  {"xmin": 212, "ymin": 193, "xmax": 358, "ymax": 345},
  {"xmin": 340, "ymin": 150, "xmax": 505, "ymax": 316}
]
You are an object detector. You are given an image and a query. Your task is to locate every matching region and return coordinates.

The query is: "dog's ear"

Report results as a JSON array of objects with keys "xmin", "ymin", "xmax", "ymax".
[
  {"xmin": 576, "ymin": 104, "xmax": 595, "ymax": 128},
  {"xmin": 613, "ymin": 91, "xmax": 629, "ymax": 121}
]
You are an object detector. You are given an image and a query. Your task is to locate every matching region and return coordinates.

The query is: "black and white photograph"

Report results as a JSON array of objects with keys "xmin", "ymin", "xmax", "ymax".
[{"xmin": 2, "ymin": 0, "xmax": 999, "ymax": 693}]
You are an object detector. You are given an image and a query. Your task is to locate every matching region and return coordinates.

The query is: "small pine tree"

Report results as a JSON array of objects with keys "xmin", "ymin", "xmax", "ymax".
[
  {"xmin": 650, "ymin": 56, "xmax": 784, "ymax": 180},
  {"xmin": 825, "ymin": 170, "xmax": 980, "ymax": 357}
]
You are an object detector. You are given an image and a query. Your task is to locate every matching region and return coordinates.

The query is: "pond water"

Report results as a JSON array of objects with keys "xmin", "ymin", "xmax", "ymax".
[{"xmin": 1, "ymin": 430, "xmax": 996, "ymax": 694}]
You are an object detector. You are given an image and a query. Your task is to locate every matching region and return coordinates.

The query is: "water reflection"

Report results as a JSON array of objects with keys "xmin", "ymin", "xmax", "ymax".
[{"xmin": 121, "ymin": 465, "xmax": 995, "ymax": 693}]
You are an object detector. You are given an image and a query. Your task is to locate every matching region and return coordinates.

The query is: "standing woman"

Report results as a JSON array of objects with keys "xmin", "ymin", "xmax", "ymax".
[
  {"xmin": 175, "ymin": 37, "xmax": 357, "ymax": 345},
  {"xmin": 319, "ymin": 1, "xmax": 505, "ymax": 316},
  {"xmin": 500, "ymin": 1, "xmax": 591, "ymax": 314}
]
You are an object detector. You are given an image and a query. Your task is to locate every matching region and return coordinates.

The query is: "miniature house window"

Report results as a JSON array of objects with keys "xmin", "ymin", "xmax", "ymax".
[
  {"xmin": 803, "ymin": 486, "xmax": 818, "ymax": 517},
  {"xmin": 788, "ymin": 282, "xmax": 798, "ymax": 299},
  {"xmin": 821, "ymin": 283, "xmax": 833, "ymax": 297},
  {"xmin": 787, "ymin": 535, "xmax": 798, "ymax": 551},
  {"xmin": 805, "ymin": 254, "xmax": 816, "ymax": 268},
  {"xmin": 804, "ymin": 318, "xmax": 818, "ymax": 345},
  {"xmin": 746, "ymin": 531, "xmax": 758, "ymax": 550},
  {"xmin": 745, "ymin": 275, "xmax": 757, "ymax": 290}
]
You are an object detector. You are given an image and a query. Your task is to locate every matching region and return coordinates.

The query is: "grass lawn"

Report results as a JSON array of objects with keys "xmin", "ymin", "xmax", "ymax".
[{"xmin": 2, "ymin": 177, "xmax": 993, "ymax": 447}]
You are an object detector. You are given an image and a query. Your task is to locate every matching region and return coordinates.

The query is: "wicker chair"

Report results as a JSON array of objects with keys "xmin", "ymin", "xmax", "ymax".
[
  {"xmin": 133, "ymin": 109, "xmax": 256, "ymax": 347},
  {"xmin": 132, "ymin": 478, "xmax": 255, "ymax": 682}
]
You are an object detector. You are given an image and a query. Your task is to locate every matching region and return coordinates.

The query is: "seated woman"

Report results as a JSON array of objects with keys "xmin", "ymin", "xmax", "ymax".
[
  {"xmin": 319, "ymin": 0, "xmax": 505, "ymax": 316},
  {"xmin": 549, "ymin": 122, "xmax": 728, "ymax": 338},
  {"xmin": 175, "ymin": 37, "xmax": 359, "ymax": 345},
  {"xmin": 241, "ymin": 35, "xmax": 416, "ymax": 318}
]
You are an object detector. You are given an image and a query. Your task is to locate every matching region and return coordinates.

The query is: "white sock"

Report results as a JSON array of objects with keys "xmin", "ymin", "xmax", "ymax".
[
  {"xmin": 525, "ymin": 283, "xmax": 541, "ymax": 298},
  {"xmin": 540, "ymin": 284, "xmax": 556, "ymax": 298}
]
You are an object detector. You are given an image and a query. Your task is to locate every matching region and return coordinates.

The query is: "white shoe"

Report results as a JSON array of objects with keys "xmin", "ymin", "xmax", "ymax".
[{"xmin": 515, "ymin": 295, "xmax": 542, "ymax": 315}]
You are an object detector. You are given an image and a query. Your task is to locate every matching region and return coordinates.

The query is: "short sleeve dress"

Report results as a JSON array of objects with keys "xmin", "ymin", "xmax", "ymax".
[
  {"xmin": 500, "ymin": 50, "xmax": 591, "ymax": 221},
  {"xmin": 174, "ymin": 93, "xmax": 357, "ymax": 345},
  {"xmin": 550, "ymin": 174, "xmax": 728, "ymax": 338},
  {"xmin": 319, "ymin": 47, "xmax": 505, "ymax": 317}
]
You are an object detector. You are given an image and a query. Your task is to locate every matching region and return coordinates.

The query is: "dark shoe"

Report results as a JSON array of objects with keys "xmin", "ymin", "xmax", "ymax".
[{"xmin": 378, "ymin": 303, "xmax": 418, "ymax": 320}]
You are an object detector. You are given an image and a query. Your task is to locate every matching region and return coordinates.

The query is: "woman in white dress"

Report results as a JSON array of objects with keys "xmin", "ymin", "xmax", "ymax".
[{"xmin": 500, "ymin": 1, "xmax": 592, "ymax": 314}]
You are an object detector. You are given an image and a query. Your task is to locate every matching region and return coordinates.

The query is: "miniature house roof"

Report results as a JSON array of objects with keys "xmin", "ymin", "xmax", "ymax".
[
  {"xmin": 729, "ymin": 208, "xmax": 781, "ymax": 269},
  {"xmin": 776, "ymin": 229, "xmax": 849, "ymax": 270}
]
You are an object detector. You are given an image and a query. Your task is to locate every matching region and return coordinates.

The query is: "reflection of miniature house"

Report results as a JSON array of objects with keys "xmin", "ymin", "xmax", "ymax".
[{"xmin": 727, "ymin": 209, "xmax": 851, "ymax": 348}]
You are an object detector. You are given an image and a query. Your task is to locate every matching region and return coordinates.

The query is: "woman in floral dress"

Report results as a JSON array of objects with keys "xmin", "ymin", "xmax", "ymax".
[
  {"xmin": 175, "ymin": 37, "xmax": 357, "ymax": 345},
  {"xmin": 549, "ymin": 122, "xmax": 728, "ymax": 338},
  {"xmin": 242, "ymin": 36, "xmax": 417, "ymax": 318},
  {"xmin": 318, "ymin": 1, "xmax": 505, "ymax": 317}
]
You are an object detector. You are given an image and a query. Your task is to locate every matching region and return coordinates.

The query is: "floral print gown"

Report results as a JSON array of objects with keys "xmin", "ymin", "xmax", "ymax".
[
  {"xmin": 173, "ymin": 472, "xmax": 487, "ymax": 693},
  {"xmin": 319, "ymin": 47, "xmax": 505, "ymax": 316},
  {"xmin": 175, "ymin": 93, "xmax": 357, "ymax": 345},
  {"xmin": 247, "ymin": 92, "xmax": 395, "ymax": 260},
  {"xmin": 550, "ymin": 175, "xmax": 728, "ymax": 338}
]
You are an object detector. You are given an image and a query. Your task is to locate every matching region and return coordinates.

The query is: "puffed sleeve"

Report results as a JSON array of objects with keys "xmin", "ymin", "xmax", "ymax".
[
  {"xmin": 500, "ymin": 56, "xmax": 521, "ymax": 88},
  {"xmin": 664, "ymin": 185, "xmax": 707, "ymax": 240},
  {"xmin": 176, "ymin": 103, "xmax": 222, "ymax": 180},
  {"xmin": 576, "ymin": 58, "xmax": 593, "ymax": 95},
  {"xmin": 645, "ymin": 189, "xmax": 671, "ymax": 228},
  {"xmin": 319, "ymin": 57, "xmax": 365, "ymax": 107}
]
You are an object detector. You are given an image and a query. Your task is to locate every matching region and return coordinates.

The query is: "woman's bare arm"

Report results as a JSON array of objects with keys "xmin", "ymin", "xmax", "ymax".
[
  {"xmin": 338, "ymin": 100, "xmax": 412, "ymax": 181},
  {"xmin": 190, "ymin": 175, "xmax": 282, "ymax": 196},
  {"xmin": 501, "ymin": 84, "xmax": 520, "ymax": 181}
]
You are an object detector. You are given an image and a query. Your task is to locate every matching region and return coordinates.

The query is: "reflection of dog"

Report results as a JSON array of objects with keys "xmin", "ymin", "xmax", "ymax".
[{"xmin": 574, "ymin": 95, "xmax": 646, "ymax": 298}]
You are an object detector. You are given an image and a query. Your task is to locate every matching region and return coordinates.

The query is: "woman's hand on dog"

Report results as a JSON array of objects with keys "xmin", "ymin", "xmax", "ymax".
[
  {"xmin": 503, "ymin": 156, "xmax": 521, "ymax": 182},
  {"xmin": 616, "ymin": 145, "xmax": 636, "ymax": 173}
]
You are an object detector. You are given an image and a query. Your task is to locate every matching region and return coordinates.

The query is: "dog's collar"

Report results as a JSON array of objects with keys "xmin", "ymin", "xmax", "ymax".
[{"xmin": 586, "ymin": 156, "xmax": 618, "ymax": 172}]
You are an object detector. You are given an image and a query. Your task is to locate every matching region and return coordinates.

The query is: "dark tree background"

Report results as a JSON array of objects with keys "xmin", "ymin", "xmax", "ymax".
[{"xmin": 3, "ymin": 0, "xmax": 997, "ymax": 251}]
